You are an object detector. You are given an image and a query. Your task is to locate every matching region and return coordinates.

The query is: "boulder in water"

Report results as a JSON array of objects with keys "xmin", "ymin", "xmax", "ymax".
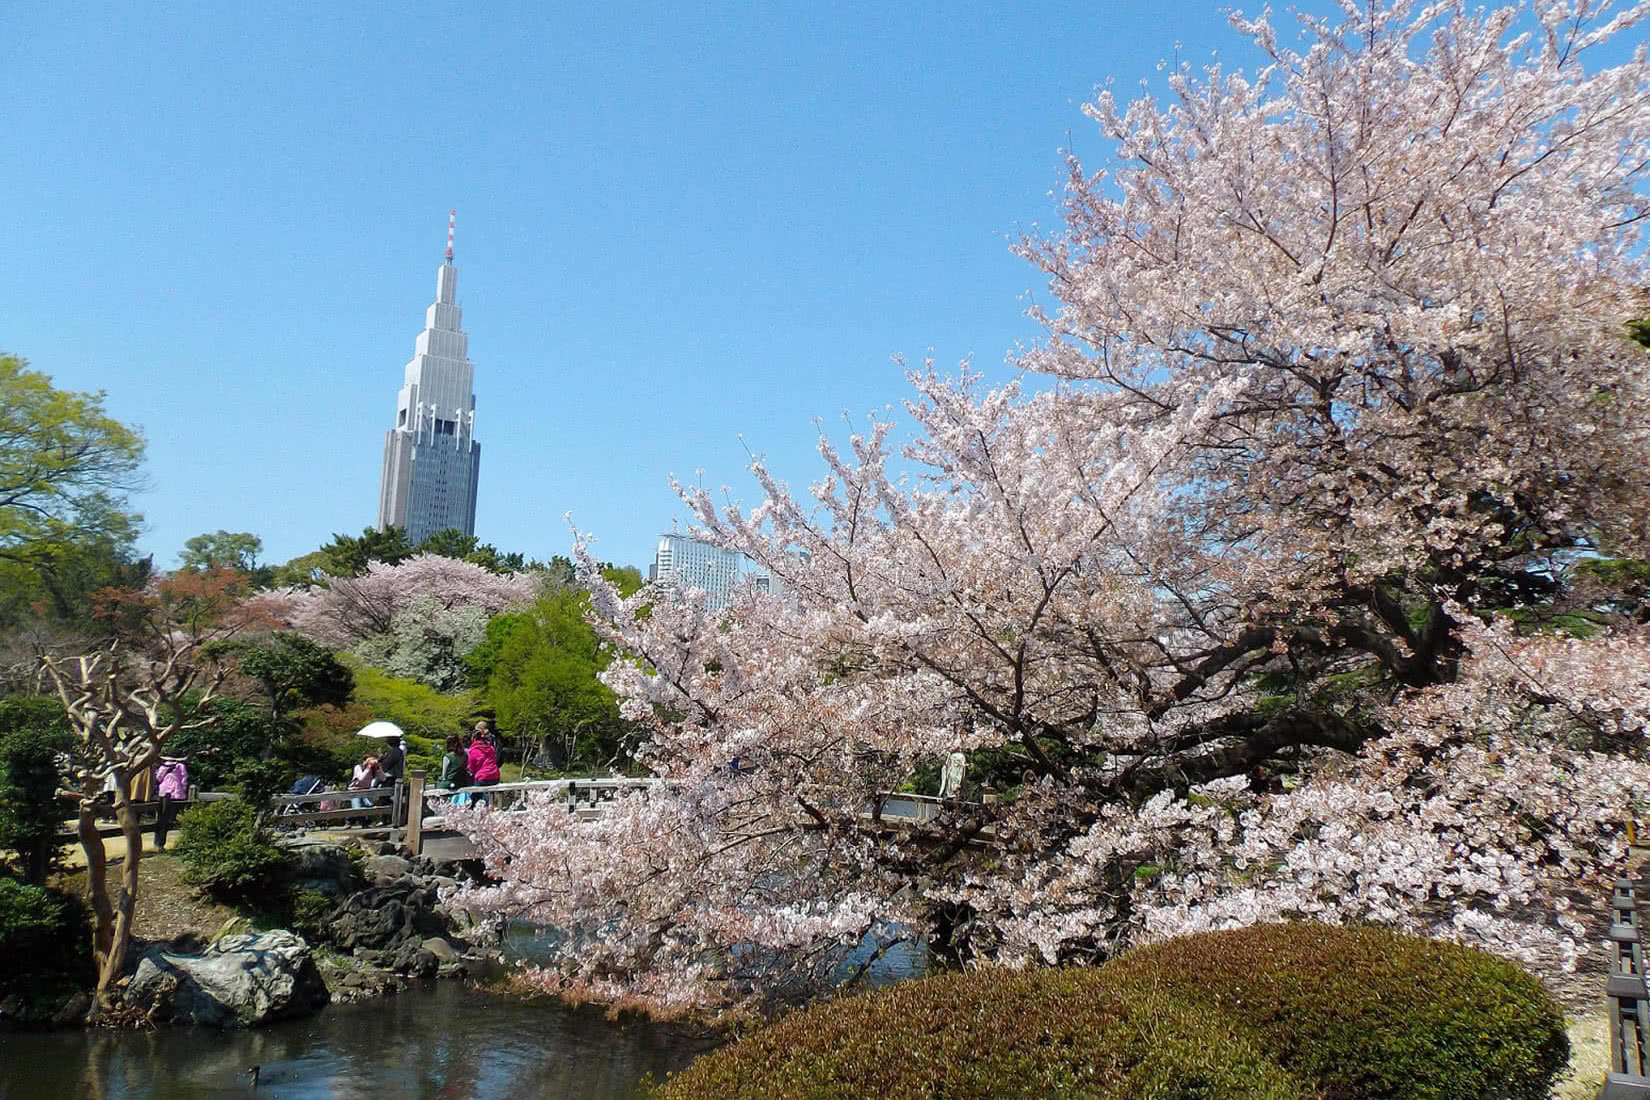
[{"xmin": 126, "ymin": 930, "xmax": 330, "ymax": 1028}]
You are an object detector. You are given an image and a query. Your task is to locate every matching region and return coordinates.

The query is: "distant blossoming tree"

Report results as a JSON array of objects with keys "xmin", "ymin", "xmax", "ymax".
[
  {"xmin": 275, "ymin": 553, "xmax": 537, "ymax": 649},
  {"xmin": 452, "ymin": 0, "xmax": 1650, "ymax": 1012}
]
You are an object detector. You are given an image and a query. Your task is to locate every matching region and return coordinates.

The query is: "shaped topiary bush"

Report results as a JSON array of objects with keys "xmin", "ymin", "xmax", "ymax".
[
  {"xmin": 650, "ymin": 966, "xmax": 1311, "ymax": 1100},
  {"xmin": 1101, "ymin": 922, "xmax": 1569, "ymax": 1100},
  {"xmin": 653, "ymin": 921, "xmax": 1568, "ymax": 1100}
]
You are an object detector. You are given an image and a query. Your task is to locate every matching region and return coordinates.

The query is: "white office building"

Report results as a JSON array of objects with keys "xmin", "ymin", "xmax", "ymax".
[
  {"xmin": 651, "ymin": 534, "xmax": 760, "ymax": 610},
  {"xmin": 377, "ymin": 211, "xmax": 482, "ymax": 543}
]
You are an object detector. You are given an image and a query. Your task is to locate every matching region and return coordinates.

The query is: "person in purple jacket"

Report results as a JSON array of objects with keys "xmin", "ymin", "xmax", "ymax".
[{"xmin": 153, "ymin": 757, "xmax": 189, "ymax": 851}]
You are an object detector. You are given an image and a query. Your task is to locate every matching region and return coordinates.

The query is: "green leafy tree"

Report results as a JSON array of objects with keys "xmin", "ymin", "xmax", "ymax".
[
  {"xmin": 417, "ymin": 528, "xmax": 481, "ymax": 561},
  {"xmin": 0, "ymin": 354, "xmax": 144, "ymax": 568},
  {"xmin": 228, "ymin": 632, "xmax": 354, "ymax": 721},
  {"xmin": 478, "ymin": 579, "xmax": 638, "ymax": 772},
  {"xmin": 0, "ymin": 696, "xmax": 73, "ymax": 884},
  {"xmin": 179, "ymin": 530, "xmax": 272, "ymax": 588},
  {"xmin": 0, "ymin": 538, "xmax": 151, "ymax": 646},
  {"xmin": 266, "ymin": 550, "xmax": 332, "ymax": 589},
  {"xmin": 416, "ymin": 528, "xmax": 540, "ymax": 574},
  {"xmin": 316, "ymin": 526, "xmax": 415, "ymax": 578}
]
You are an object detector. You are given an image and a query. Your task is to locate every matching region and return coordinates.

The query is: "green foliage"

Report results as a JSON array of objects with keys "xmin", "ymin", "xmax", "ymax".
[
  {"xmin": 0, "ymin": 877, "xmax": 92, "ymax": 989},
  {"xmin": 0, "ymin": 354, "xmax": 145, "ymax": 566},
  {"xmin": 0, "ymin": 697, "xmax": 74, "ymax": 884},
  {"xmin": 418, "ymin": 527, "xmax": 483, "ymax": 560},
  {"xmin": 173, "ymin": 799, "xmax": 293, "ymax": 908},
  {"xmin": 165, "ymin": 698, "xmax": 283, "ymax": 790},
  {"xmin": 267, "ymin": 549, "xmax": 332, "ymax": 589},
  {"xmin": 474, "ymin": 586, "xmax": 635, "ymax": 771},
  {"xmin": 651, "ymin": 965, "xmax": 1310, "ymax": 1100},
  {"xmin": 348, "ymin": 660, "xmax": 480, "ymax": 743},
  {"xmin": 0, "ymin": 537, "xmax": 152, "ymax": 638},
  {"xmin": 229, "ymin": 632, "xmax": 355, "ymax": 719},
  {"xmin": 1102, "ymin": 922, "xmax": 1569, "ymax": 1100},
  {"xmin": 287, "ymin": 886, "xmax": 336, "ymax": 943},
  {"xmin": 316, "ymin": 526, "xmax": 416, "ymax": 578},
  {"xmin": 227, "ymin": 758, "xmax": 295, "ymax": 807},
  {"xmin": 179, "ymin": 529, "xmax": 270, "ymax": 586}
]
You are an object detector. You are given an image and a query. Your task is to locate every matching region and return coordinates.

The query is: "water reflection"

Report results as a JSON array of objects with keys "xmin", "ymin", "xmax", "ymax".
[{"xmin": 0, "ymin": 983, "xmax": 719, "ymax": 1100}]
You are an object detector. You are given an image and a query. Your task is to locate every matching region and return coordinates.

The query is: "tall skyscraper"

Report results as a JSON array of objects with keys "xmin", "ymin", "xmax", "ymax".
[{"xmin": 377, "ymin": 210, "xmax": 482, "ymax": 544}]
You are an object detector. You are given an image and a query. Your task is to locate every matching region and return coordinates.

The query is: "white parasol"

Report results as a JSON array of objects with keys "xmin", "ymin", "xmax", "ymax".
[{"xmin": 356, "ymin": 721, "xmax": 405, "ymax": 740}]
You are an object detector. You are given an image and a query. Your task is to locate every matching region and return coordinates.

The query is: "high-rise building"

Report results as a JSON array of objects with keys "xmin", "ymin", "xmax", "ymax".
[
  {"xmin": 650, "ymin": 534, "xmax": 746, "ymax": 609},
  {"xmin": 377, "ymin": 210, "xmax": 482, "ymax": 544}
]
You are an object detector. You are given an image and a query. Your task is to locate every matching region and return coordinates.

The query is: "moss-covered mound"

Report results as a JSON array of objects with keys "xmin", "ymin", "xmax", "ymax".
[
  {"xmin": 651, "ymin": 966, "xmax": 1309, "ymax": 1100},
  {"xmin": 1103, "ymin": 922, "xmax": 1569, "ymax": 1100},
  {"xmin": 653, "ymin": 921, "xmax": 1569, "ymax": 1100}
]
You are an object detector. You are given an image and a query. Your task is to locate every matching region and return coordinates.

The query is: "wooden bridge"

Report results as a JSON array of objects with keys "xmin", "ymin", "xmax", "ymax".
[
  {"xmin": 61, "ymin": 775, "xmax": 998, "ymax": 861},
  {"xmin": 398, "ymin": 778, "xmax": 981, "ymax": 862}
]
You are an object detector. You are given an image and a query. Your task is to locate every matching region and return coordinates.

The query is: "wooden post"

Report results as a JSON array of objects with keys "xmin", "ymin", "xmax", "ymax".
[{"xmin": 406, "ymin": 771, "xmax": 426, "ymax": 856}]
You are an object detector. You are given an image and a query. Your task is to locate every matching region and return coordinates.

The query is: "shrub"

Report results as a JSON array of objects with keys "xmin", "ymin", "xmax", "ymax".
[
  {"xmin": 1101, "ymin": 922, "xmax": 1569, "ymax": 1100},
  {"xmin": 0, "ymin": 876, "xmax": 92, "ymax": 988},
  {"xmin": 0, "ymin": 721, "xmax": 74, "ymax": 884},
  {"xmin": 173, "ymin": 799, "xmax": 292, "ymax": 908},
  {"xmin": 650, "ymin": 966, "xmax": 1310, "ymax": 1100},
  {"xmin": 287, "ymin": 886, "xmax": 336, "ymax": 943}
]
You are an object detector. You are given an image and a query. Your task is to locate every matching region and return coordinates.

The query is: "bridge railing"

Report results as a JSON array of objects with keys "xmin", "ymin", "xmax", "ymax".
[
  {"xmin": 270, "ymin": 784, "xmax": 400, "ymax": 829},
  {"xmin": 406, "ymin": 775, "xmax": 666, "ymax": 854},
  {"xmin": 1600, "ymin": 873, "xmax": 1650, "ymax": 1099}
]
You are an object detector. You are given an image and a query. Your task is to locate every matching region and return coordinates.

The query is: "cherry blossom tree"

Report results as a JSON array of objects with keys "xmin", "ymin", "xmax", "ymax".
[
  {"xmin": 274, "ymin": 553, "xmax": 537, "ymax": 649},
  {"xmin": 452, "ymin": 0, "xmax": 1650, "ymax": 1013}
]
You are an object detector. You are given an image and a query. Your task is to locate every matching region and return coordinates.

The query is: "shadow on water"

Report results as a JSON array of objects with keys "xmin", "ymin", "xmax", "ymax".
[{"xmin": 0, "ymin": 925, "xmax": 927, "ymax": 1100}]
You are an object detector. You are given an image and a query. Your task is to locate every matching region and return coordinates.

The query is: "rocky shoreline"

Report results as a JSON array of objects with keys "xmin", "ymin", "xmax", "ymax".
[{"xmin": 0, "ymin": 836, "xmax": 500, "ymax": 1031}]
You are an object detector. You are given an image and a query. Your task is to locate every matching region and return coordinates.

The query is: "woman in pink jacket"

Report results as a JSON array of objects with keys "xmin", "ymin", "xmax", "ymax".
[
  {"xmin": 153, "ymin": 757, "xmax": 189, "ymax": 851},
  {"xmin": 466, "ymin": 729, "xmax": 500, "ymax": 804}
]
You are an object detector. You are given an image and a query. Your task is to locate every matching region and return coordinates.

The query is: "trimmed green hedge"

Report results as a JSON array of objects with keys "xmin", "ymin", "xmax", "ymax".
[
  {"xmin": 652, "ymin": 966, "xmax": 1310, "ymax": 1100},
  {"xmin": 1102, "ymin": 922, "xmax": 1568, "ymax": 1100},
  {"xmin": 653, "ymin": 922, "xmax": 1568, "ymax": 1100}
]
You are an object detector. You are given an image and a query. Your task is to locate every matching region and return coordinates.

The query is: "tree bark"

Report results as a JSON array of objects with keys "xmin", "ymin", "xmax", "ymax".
[
  {"xmin": 76, "ymin": 800, "xmax": 116, "ymax": 1014},
  {"xmin": 101, "ymin": 782, "xmax": 144, "ymax": 1004}
]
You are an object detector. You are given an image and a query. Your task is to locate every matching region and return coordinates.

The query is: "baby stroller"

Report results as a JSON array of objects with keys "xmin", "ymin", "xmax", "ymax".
[{"xmin": 280, "ymin": 775, "xmax": 329, "ymax": 827}]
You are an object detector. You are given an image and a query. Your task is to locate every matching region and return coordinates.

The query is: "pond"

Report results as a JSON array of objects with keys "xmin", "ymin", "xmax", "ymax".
[
  {"xmin": 0, "ymin": 927, "xmax": 928, "ymax": 1099},
  {"xmin": 0, "ymin": 980, "xmax": 720, "ymax": 1100}
]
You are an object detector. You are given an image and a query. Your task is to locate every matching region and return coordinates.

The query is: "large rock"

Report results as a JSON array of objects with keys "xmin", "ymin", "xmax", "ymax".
[
  {"xmin": 364, "ymin": 853, "xmax": 413, "ymax": 886},
  {"xmin": 125, "ymin": 930, "xmax": 330, "ymax": 1028},
  {"xmin": 280, "ymin": 839, "xmax": 361, "ymax": 896},
  {"xmin": 324, "ymin": 879, "xmax": 446, "ymax": 952}
]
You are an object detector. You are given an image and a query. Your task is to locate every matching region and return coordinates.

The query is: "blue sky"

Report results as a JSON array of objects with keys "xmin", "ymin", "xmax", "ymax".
[{"xmin": 3, "ymin": 2, "xmax": 1287, "ymax": 573}]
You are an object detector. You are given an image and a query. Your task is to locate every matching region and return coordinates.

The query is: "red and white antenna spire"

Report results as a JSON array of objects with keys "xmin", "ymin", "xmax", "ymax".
[{"xmin": 445, "ymin": 208, "xmax": 455, "ymax": 262}]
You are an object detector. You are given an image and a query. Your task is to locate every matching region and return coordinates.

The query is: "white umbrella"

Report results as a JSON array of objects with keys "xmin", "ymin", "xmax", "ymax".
[{"xmin": 357, "ymin": 721, "xmax": 405, "ymax": 740}]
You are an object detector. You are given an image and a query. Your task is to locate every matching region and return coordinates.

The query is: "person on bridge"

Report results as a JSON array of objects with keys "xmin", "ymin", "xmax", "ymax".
[
  {"xmin": 440, "ymin": 735, "xmax": 471, "ymax": 791},
  {"xmin": 466, "ymin": 726, "xmax": 500, "ymax": 804},
  {"xmin": 153, "ymin": 756, "xmax": 189, "ymax": 851},
  {"xmin": 349, "ymin": 754, "xmax": 383, "ymax": 812},
  {"xmin": 378, "ymin": 737, "xmax": 405, "ymax": 786}
]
